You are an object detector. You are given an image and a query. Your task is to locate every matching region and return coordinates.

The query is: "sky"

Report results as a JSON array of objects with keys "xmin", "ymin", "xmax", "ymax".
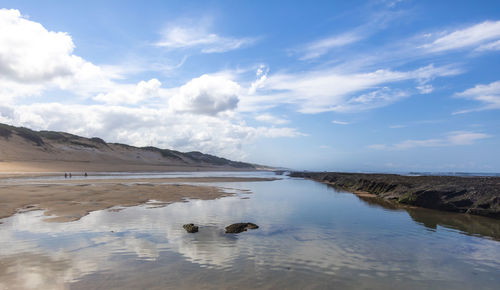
[{"xmin": 0, "ymin": 0, "xmax": 500, "ymax": 172}]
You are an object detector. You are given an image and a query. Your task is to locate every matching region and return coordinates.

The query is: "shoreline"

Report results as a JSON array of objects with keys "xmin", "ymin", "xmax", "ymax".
[
  {"xmin": 0, "ymin": 176, "xmax": 274, "ymax": 222},
  {"xmin": 291, "ymin": 172, "xmax": 500, "ymax": 219},
  {"xmin": 0, "ymin": 167, "xmax": 272, "ymax": 181},
  {"xmin": 0, "ymin": 160, "xmax": 266, "ymax": 174}
]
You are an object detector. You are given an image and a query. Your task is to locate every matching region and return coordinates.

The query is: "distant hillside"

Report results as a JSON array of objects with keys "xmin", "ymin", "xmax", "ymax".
[{"xmin": 0, "ymin": 123, "xmax": 257, "ymax": 172}]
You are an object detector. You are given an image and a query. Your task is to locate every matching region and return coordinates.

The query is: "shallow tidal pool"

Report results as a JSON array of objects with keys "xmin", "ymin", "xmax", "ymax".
[{"xmin": 1, "ymin": 172, "xmax": 500, "ymax": 289}]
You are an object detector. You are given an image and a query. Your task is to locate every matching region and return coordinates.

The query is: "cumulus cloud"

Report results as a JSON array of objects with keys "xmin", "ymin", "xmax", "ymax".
[
  {"xmin": 156, "ymin": 24, "xmax": 256, "ymax": 53},
  {"xmin": 0, "ymin": 9, "xmax": 76, "ymax": 83},
  {"xmin": 368, "ymin": 131, "xmax": 491, "ymax": 150},
  {"xmin": 1, "ymin": 102, "xmax": 304, "ymax": 159},
  {"xmin": 454, "ymin": 80, "xmax": 500, "ymax": 114},
  {"xmin": 0, "ymin": 79, "xmax": 45, "ymax": 102},
  {"xmin": 0, "ymin": 7, "xmax": 303, "ymax": 159},
  {"xmin": 169, "ymin": 74, "xmax": 240, "ymax": 115},
  {"xmin": 422, "ymin": 20, "xmax": 500, "ymax": 52},
  {"xmin": 0, "ymin": 8, "xmax": 122, "ymax": 100},
  {"xmin": 93, "ymin": 79, "xmax": 163, "ymax": 105}
]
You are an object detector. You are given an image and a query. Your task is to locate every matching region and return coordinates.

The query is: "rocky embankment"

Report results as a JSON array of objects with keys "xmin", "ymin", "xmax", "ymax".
[{"xmin": 290, "ymin": 172, "xmax": 500, "ymax": 219}]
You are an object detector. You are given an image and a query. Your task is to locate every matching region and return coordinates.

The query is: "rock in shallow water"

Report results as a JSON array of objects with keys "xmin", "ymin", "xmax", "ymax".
[
  {"xmin": 225, "ymin": 222, "xmax": 259, "ymax": 234},
  {"xmin": 183, "ymin": 223, "xmax": 199, "ymax": 233}
]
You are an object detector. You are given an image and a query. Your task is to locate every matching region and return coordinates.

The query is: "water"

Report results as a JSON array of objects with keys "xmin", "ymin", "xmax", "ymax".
[
  {"xmin": 0, "ymin": 171, "xmax": 277, "ymax": 183},
  {"xmin": 1, "ymin": 174, "xmax": 500, "ymax": 289}
]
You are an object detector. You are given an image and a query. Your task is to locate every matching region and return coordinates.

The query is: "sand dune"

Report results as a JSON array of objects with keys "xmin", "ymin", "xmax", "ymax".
[{"xmin": 0, "ymin": 123, "xmax": 261, "ymax": 173}]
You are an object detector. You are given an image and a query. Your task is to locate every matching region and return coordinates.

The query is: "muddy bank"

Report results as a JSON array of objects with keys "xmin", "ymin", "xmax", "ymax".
[{"xmin": 290, "ymin": 172, "xmax": 500, "ymax": 219}]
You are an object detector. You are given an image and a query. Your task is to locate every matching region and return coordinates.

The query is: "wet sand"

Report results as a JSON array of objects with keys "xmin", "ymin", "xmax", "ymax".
[{"xmin": 0, "ymin": 177, "xmax": 273, "ymax": 222}]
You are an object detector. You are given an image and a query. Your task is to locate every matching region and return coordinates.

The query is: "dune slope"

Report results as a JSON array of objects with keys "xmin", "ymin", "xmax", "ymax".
[{"xmin": 0, "ymin": 123, "xmax": 256, "ymax": 172}]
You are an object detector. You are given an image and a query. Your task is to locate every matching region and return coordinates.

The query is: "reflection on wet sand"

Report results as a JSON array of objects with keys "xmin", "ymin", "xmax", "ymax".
[{"xmin": 355, "ymin": 193, "xmax": 500, "ymax": 241}]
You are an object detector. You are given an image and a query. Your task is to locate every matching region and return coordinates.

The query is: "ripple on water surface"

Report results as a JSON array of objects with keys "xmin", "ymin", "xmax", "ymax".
[{"xmin": 1, "ymin": 175, "xmax": 500, "ymax": 289}]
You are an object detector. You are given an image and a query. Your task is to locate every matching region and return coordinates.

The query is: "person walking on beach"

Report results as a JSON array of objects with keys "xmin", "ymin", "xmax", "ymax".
[
  {"xmin": 69, "ymin": 173, "xmax": 72, "ymax": 178},
  {"xmin": 84, "ymin": 172, "xmax": 88, "ymax": 177},
  {"xmin": 64, "ymin": 173, "xmax": 67, "ymax": 178}
]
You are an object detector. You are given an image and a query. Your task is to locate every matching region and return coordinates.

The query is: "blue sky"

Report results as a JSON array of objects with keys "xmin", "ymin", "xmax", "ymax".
[{"xmin": 1, "ymin": 0, "xmax": 499, "ymax": 172}]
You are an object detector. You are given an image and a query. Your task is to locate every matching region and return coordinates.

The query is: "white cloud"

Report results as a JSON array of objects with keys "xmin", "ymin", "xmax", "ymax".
[
  {"xmin": 422, "ymin": 20, "xmax": 500, "ymax": 52},
  {"xmin": 476, "ymin": 39, "xmax": 500, "ymax": 51},
  {"xmin": 293, "ymin": 8, "xmax": 409, "ymax": 61},
  {"xmin": 0, "ymin": 8, "xmax": 123, "ymax": 100},
  {"xmin": 340, "ymin": 87, "xmax": 408, "ymax": 112},
  {"xmin": 0, "ymin": 5, "xmax": 303, "ymax": 161},
  {"xmin": 299, "ymin": 33, "xmax": 361, "ymax": 60},
  {"xmin": 93, "ymin": 79, "xmax": 163, "ymax": 105},
  {"xmin": 262, "ymin": 69, "xmax": 405, "ymax": 113},
  {"xmin": 248, "ymin": 64, "xmax": 269, "ymax": 94},
  {"xmin": 446, "ymin": 131, "xmax": 490, "ymax": 145},
  {"xmin": 369, "ymin": 131, "xmax": 491, "ymax": 150},
  {"xmin": 169, "ymin": 74, "xmax": 240, "ymax": 115},
  {"xmin": 255, "ymin": 126, "xmax": 306, "ymax": 138},
  {"xmin": 332, "ymin": 120, "xmax": 349, "ymax": 125},
  {"xmin": 454, "ymin": 80, "xmax": 500, "ymax": 113},
  {"xmin": 0, "ymin": 79, "xmax": 45, "ymax": 102},
  {"xmin": 1, "ymin": 102, "xmax": 304, "ymax": 159},
  {"xmin": 416, "ymin": 84, "xmax": 434, "ymax": 94},
  {"xmin": 2, "ymin": 7, "xmax": 491, "ymax": 165},
  {"xmin": 255, "ymin": 113, "xmax": 289, "ymax": 125},
  {"xmin": 156, "ymin": 24, "xmax": 255, "ymax": 53},
  {"xmin": 251, "ymin": 64, "xmax": 460, "ymax": 113},
  {"xmin": 0, "ymin": 9, "xmax": 76, "ymax": 83},
  {"xmin": 0, "ymin": 10, "xmax": 304, "ymax": 160}
]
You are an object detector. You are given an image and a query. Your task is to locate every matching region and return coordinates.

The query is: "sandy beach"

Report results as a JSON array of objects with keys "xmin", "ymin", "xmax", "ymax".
[{"xmin": 0, "ymin": 176, "xmax": 274, "ymax": 222}]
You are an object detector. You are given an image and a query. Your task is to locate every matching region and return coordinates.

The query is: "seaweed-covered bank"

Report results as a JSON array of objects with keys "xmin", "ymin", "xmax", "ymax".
[{"xmin": 290, "ymin": 172, "xmax": 500, "ymax": 219}]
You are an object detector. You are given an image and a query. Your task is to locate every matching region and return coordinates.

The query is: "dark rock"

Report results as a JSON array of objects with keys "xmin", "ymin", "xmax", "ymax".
[
  {"xmin": 225, "ymin": 222, "xmax": 259, "ymax": 233},
  {"xmin": 290, "ymin": 171, "xmax": 500, "ymax": 219},
  {"xmin": 183, "ymin": 223, "xmax": 199, "ymax": 233}
]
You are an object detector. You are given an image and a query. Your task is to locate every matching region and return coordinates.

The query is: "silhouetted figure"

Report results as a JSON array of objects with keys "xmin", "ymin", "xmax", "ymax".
[
  {"xmin": 64, "ymin": 173, "xmax": 68, "ymax": 178},
  {"xmin": 84, "ymin": 172, "xmax": 88, "ymax": 177},
  {"xmin": 69, "ymin": 173, "xmax": 72, "ymax": 178}
]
